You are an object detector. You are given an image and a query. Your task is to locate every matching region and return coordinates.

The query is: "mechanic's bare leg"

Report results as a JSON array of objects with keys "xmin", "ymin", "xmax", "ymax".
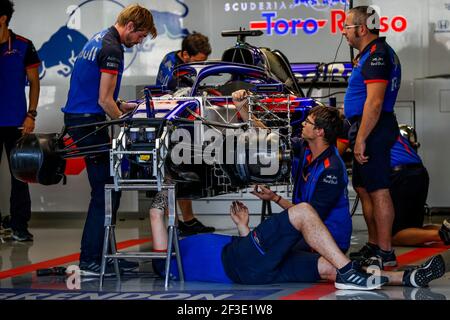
[
  {"xmin": 370, "ymin": 189, "xmax": 395, "ymax": 251},
  {"xmin": 392, "ymin": 228, "xmax": 441, "ymax": 246},
  {"xmin": 149, "ymin": 208, "xmax": 167, "ymax": 251},
  {"xmin": 178, "ymin": 199, "xmax": 195, "ymax": 222},
  {"xmin": 422, "ymin": 225, "xmax": 441, "ymax": 230},
  {"xmin": 288, "ymin": 203, "xmax": 350, "ymax": 269},
  {"xmin": 356, "ymin": 186, "xmax": 378, "ymax": 244},
  {"xmin": 317, "ymin": 257, "xmax": 341, "ymax": 281}
]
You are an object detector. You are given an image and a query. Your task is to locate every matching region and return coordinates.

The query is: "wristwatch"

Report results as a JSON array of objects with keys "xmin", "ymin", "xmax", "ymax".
[{"xmin": 27, "ymin": 110, "xmax": 37, "ymax": 117}]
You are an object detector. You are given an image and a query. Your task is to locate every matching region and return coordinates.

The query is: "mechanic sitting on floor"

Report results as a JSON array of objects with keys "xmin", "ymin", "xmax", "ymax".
[
  {"xmin": 155, "ymin": 32, "xmax": 215, "ymax": 236},
  {"xmin": 149, "ymin": 199, "xmax": 445, "ymax": 289},
  {"xmin": 232, "ymin": 90, "xmax": 352, "ymax": 253},
  {"xmin": 348, "ymin": 131, "xmax": 450, "ymax": 259}
]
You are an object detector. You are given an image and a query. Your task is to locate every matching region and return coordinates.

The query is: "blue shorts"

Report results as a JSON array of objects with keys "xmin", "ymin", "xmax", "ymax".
[
  {"xmin": 349, "ymin": 113, "xmax": 399, "ymax": 193},
  {"xmin": 222, "ymin": 210, "xmax": 321, "ymax": 284}
]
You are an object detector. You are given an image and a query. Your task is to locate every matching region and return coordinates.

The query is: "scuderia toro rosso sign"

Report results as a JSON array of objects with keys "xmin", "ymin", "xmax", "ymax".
[{"xmin": 224, "ymin": 0, "xmax": 407, "ymax": 36}]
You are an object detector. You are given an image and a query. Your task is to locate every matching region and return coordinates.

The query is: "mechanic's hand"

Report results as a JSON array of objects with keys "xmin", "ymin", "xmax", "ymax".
[
  {"xmin": 354, "ymin": 137, "xmax": 369, "ymax": 164},
  {"xmin": 120, "ymin": 102, "xmax": 138, "ymax": 113},
  {"xmin": 230, "ymin": 201, "xmax": 249, "ymax": 227},
  {"xmin": 250, "ymin": 185, "xmax": 277, "ymax": 202},
  {"xmin": 232, "ymin": 89, "xmax": 251, "ymax": 121},
  {"xmin": 232, "ymin": 89, "xmax": 249, "ymax": 103},
  {"xmin": 22, "ymin": 117, "xmax": 35, "ymax": 135}
]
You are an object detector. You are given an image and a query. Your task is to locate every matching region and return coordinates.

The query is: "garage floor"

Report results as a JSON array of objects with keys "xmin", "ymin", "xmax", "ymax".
[{"xmin": 0, "ymin": 212, "xmax": 449, "ymax": 301}]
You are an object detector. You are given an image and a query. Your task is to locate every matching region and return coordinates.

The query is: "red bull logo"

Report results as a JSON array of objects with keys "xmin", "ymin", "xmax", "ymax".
[
  {"xmin": 250, "ymin": 10, "xmax": 408, "ymax": 35},
  {"xmin": 38, "ymin": 0, "xmax": 190, "ymax": 79},
  {"xmin": 38, "ymin": 26, "xmax": 88, "ymax": 78}
]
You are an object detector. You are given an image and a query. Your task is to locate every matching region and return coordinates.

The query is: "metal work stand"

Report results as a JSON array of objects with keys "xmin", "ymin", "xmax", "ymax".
[{"xmin": 99, "ymin": 183, "xmax": 184, "ymax": 289}]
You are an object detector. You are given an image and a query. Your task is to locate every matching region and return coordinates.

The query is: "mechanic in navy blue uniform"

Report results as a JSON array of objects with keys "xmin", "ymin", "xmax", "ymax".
[
  {"xmin": 256, "ymin": 107, "xmax": 352, "ymax": 252},
  {"xmin": 156, "ymin": 32, "xmax": 211, "ymax": 90},
  {"xmin": 342, "ymin": 6, "xmax": 401, "ymax": 268},
  {"xmin": 0, "ymin": 0, "xmax": 40, "ymax": 241},
  {"xmin": 290, "ymin": 136, "xmax": 351, "ymax": 252},
  {"xmin": 390, "ymin": 135, "xmax": 430, "ymax": 243},
  {"xmin": 156, "ymin": 32, "xmax": 214, "ymax": 236},
  {"xmin": 150, "ymin": 200, "xmax": 445, "ymax": 289},
  {"xmin": 232, "ymin": 92, "xmax": 352, "ymax": 253},
  {"xmin": 62, "ymin": 4, "xmax": 157, "ymax": 276}
]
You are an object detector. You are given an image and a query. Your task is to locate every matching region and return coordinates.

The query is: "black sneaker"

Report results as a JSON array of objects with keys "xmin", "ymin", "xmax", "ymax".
[
  {"xmin": 178, "ymin": 218, "xmax": 215, "ymax": 236},
  {"xmin": 360, "ymin": 256, "xmax": 383, "ymax": 270},
  {"xmin": 12, "ymin": 229, "xmax": 34, "ymax": 242},
  {"xmin": 79, "ymin": 261, "xmax": 117, "ymax": 277},
  {"xmin": 335, "ymin": 261, "xmax": 389, "ymax": 290},
  {"xmin": 107, "ymin": 258, "xmax": 139, "ymax": 272},
  {"xmin": 402, "ymin": 255, "xmax": 446, "ymax": 288},
  {"xmin": 349, "ymin": 243, "xmax": 379, "ymax": 261},
  {"xmin": 439, "ymin": 219, "xmax": 450, "ymax": 245},
  {"xmin": 361, "ymin": 248, "xmax": 397, "ymax": 269}
]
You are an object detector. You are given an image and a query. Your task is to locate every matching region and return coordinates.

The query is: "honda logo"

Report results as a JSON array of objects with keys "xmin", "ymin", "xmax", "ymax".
[{"xmin": 437, "ymin": 19, "xmax": 449, "ymax": 30}]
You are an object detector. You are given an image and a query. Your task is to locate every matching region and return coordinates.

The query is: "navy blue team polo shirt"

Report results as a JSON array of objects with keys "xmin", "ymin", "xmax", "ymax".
[
  {"xmin": 0, "ymin": 31, "xmax": 40, "ymax": 127},
  {"xmin": 62, "ymin": 26, "xmax": 124, "ymax": 114},
  {"xmin": 344, "ymin": 37, "xmax": 401, "ymax": 120},
  {"xmin": 391, "ymin": 135, "xmax": 422, "ymax": 167},
  {"xmin": 155, "ymin": 50, "xmax": 183, "ymax": 89},
  {"xmin": 291, "ymin": 139, "xmax": 352, "ymax": 251}
]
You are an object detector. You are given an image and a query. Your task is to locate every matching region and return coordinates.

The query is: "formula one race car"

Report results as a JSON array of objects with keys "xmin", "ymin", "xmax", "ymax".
[{"xmin": 10, "ymin": 30, "xmax": 351, "ymax": 199}]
